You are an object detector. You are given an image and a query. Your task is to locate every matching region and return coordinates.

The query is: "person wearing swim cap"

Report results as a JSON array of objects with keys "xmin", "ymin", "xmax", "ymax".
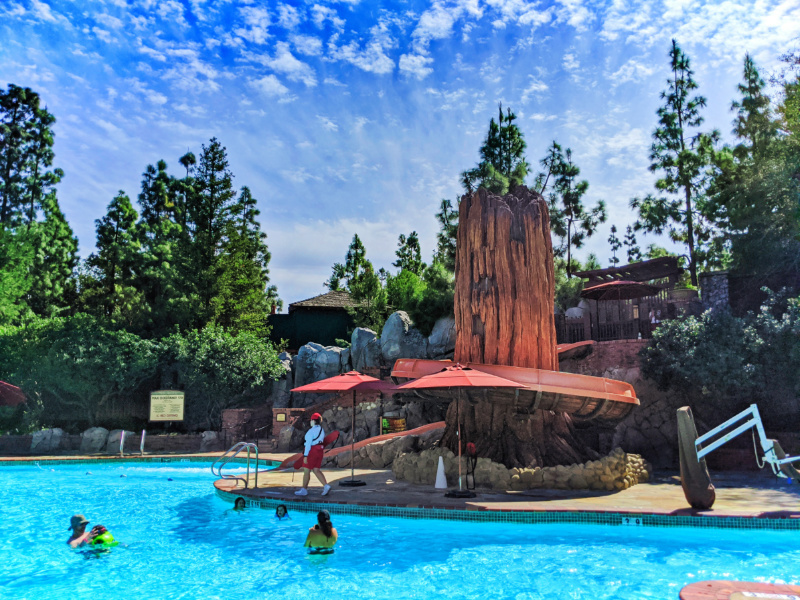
[
  {"xmin": 295, "ymin": 413, "xmax": 331, "ymax": 497},
  {"xmin": 66, "ymin": 515, "xmax": 104, "ymax": 548},
  {"xmin": 304, "ymin": 510, "xmax": 337, "ymax": 554}
]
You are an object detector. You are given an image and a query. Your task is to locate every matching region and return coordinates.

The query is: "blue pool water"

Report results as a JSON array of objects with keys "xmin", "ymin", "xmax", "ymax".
[{"xmin": 1, "ymin": 462, "xmax": 799, "ymax": 600}]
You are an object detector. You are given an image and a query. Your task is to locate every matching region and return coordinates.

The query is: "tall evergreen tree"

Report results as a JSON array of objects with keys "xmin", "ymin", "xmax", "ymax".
[
  {"xmin": 212, "ymin": 186, "xmax": 279, "ymax": 335},
  {"xmin": 83, "ymin": 192, "xmax": 142, "ymax": 323},
  {"xmin": 547, "ymin": 147, "xmax": 606, "ymax": 276},
  {"xmin": 433, "ymin": 198, "xmax": 458, "ymax": 272},
  {"xmin": 26, "ymin": 192, "xmax": 78, "ymax": 316},
  {"xmin": 393, "ymin": 231, "xmax": 425, "ymax": 275},
  {"xmin": 630, "ymin": 39, "xmax": 717, "ymax": 286},
  {"xmin": 327, "ymin": 234, "xmax": 368, "ymax": 291},
  {"xmin": 0, "ymin": 227, "xmax": 33, "ymax": 323},
  {"xmin": 608, "ymin": 225, "xmax": 621, "ymax": 266},
  {"xmin": 623, "ymin": 225, "xmax": 642, "ymax": 263},
  {"xmin": 0, "ymin": 85, "xmax": 36, "ymax": 227},
  {"xmin": 461, "ymin": 104, "xmax": 529, "ymax": 195}
]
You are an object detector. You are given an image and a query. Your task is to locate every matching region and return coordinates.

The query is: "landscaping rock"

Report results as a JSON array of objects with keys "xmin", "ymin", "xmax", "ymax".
[
  {"xmin": 294, "ymin": 343, "xmax": 350, "ymax": 389},
  {"xmin": 200, "ymin": 431, "xmax": 222, "ymax": 452},
  {"xmin": 268, "ymin": 353, "xmax": 293, "ymax": 409},
  {"xmin": 106, "ymin": 430, "xmax": 136, "ymax": 454},
  {"xmin": 427, "ymin": 316, "xmax": 456, "ymax": 358},
  {"xmin": 351, "ymin": 328, "xmax": 382, "ymax": 372},
  {"xmin": 80, "ymin": 427, "xmax": 109, "ymax": 454},
  {"xmin": 30, "ymin": 428, "xmax": 63, "ymax": 454},
  {"xmin": 276, "ymin": 425, "xmax": 304, "ymax": 453},
  {"xmin": 380, "ymin": 311, "xmax": 427, "ymax": 362}
]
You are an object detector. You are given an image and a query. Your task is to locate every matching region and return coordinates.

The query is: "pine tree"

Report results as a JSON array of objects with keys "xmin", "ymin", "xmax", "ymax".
[
  {"xmin": 623, "ymin": 225, "xmax": 642, "ymax": 263},
  {"xmin": 547, "ymin": 148, "xmax": 606, "ymax": 276},
  {"xmin": 23, "ymin": 104, "xmax": 62, "ymax": 226},
  {"xmin": 630, "ymin": 39, "xmax": 718, "ymax": 286},
  {"xmin": 26, "ymin": 192, "xmax": 78, "ymax": 316},
  {"xmin": 433, "ymin": 198, "xmax": 458, "ymax": 272},
  {"xmin": 732, "ymin": 54, "xmax": 777, "ymax": 160},
  {"xmin": 0, "ymin": 227, "xmax": 33, "ymax": 323},
  {"xmin": 393, "ymin": 231, "xmax": 425, "ymax": 275},
  {"xmin": 461, "ymin": 104, "xmax": 529, "ymax": 195},
  {"xmin": 608, "ymin": 225, "xmax": 621, "ymax": 266},
  {"xmin": 0, "ymin": 85, "xmax": 36, "ymax": 227},
  {"xmin": 84, "ymin": 192, "xmax": 142, "ymax": 322},
  {"xmin": 212, "ymin": 186, "xmax": 279, "ymax": 335}
]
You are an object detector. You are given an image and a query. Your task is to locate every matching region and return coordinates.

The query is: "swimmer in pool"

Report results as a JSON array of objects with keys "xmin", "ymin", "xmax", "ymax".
[
  {"xmin": 303, "ymin": 510, "xmax": 337, "ymax": 553},
  {"xmin": 275, "ymin": 505, "xmax": 291, "ymax": 520},
  {"xmin": 66, "ymin": 515, "xmax": 104, "ymax": 548},
  {"xmin": 234, "ymin": 498, "xmax": 246, "ymax": 510}
]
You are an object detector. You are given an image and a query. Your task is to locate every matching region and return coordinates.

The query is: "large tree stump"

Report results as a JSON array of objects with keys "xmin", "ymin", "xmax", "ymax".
[{"xmin": 442, "ymin": 185, "xmax": 596, "ymax": 468}]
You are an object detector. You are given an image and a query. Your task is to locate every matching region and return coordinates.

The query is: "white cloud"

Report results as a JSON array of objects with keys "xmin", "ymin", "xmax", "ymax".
[
  {"xmin": 411, "ymin": 2, "xmax": 461, "ymax": 51},
  {"xmin": 263, "ymin": 42, "xmax": 317, "ymax": 86},
  {"xmin": 291, "ymin": 34, "xmax": 323, "ymax": 56},
  {"xmin": 311, "ymin": 5, "xmax": 345, "ymax": 30},
  {"xmin": 250, "ymin": 74, "xmax": 293, "ymax": 99},
  {"xmin": 399, "ymin": 53, "xmax": 434, "ymax": 79},
  {"xmin": 277, "ymin": 4, "xmax": 302, "ymax": 29},
  {"xmin": 156, "ymin": 0, "xmax": 188, "ymax": 28},
  {"xmin": 530, "ymin": 113, "xmax": 557, "ymax": 121},
  {"xmin": 563, "ymin": 52, "xmax": 579, "ymax": 71},
  {"xmin": 353, "ymin": 116, "xmax": 369, "ymax": 132},
  {"xmin": 610, "ymin": 58, "xmax": 655, "ymax": 86},
  {"xmin": 235, "ymin": 5, "xmax": 271, "ymax": 44},
  {"xmin": 484, "ymin": 0, "xmax": 553, "ymax": 29},
  {"xmin": 92, "ymin": 27, "xmax": 112, "ymax": 43},
  {"xmin": 329, "ymin": 39, "xmax": 394, "ymax": 74},
  {"xmin": 95, "ymin": 13, "xmax": 124, "ymax": 29},
  {"xmin": 280, "ymin": 167, "xmax": 321, "ymax": 183},
  {"xmin": 521, "ymin": 75, "xmax": 549, "ymax": 103},
  {"xmin": 555, "ymin": 0, "xmax": 595, "ymax": 30},
  {"xmin": 316, "ymin": 115, "xmax": 339, "ymax": 132},
  {"xmin": 324, "ymin": 77, "xmax": 346, "ymax": 87},
  {"xmin": 30, "ymin": 0, "xmax": 57, "ymax": 22}
]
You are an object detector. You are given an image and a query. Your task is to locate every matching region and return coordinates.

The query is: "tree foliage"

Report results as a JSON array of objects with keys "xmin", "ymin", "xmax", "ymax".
[{"xmin": 608, "ymin": 225, "xmax": 621, "ymax": 266}]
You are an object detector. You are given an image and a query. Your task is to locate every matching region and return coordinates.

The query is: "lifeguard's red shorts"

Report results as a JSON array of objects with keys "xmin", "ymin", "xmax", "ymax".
[{"xmin": 303, "ymin": 444, "xmax": 324, "ymax": 469}]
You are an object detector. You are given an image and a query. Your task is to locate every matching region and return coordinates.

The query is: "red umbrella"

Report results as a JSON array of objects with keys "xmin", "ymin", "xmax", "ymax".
[
  {"xmin": 0, "ymin": 381, "xmax": 26, "ymax": 408},
  {"xmin": 292, "ymin": 371, "xmax": 397, "ymax": 487},
  {"xmin": 398, "ymin": 364, "xmax": 525, "ymax": 498}
]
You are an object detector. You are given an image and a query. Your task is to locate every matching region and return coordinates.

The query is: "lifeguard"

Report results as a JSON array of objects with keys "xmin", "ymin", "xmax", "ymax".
[{"xmin": 295, "ymin": 413, "xmax": 331, "ymax": 497}]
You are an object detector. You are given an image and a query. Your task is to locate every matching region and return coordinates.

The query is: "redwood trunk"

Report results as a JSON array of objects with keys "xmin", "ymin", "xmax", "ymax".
[{"xmin": 444, "ymin": 185, "xmax": 595, "ymax": 468}]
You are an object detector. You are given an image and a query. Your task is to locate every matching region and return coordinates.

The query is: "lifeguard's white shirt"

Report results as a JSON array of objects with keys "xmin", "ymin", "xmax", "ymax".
[{"xmin": 304, "ymin": 425, "xmax": 325, "ymax": 456}]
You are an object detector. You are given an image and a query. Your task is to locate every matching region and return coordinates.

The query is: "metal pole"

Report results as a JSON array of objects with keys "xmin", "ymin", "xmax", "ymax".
[
  {"xmin": 351, "ymin": 389, "xmax": 356, "ymax": 480},
  {"xmin": 120, "ymin": 431, "xmax": 125, "ymax": 457},
  {"xmin": 457, "ymin": 389, "xmax": 462, "ymax": 491},
  {"xmin": 140, "ymin": 430, "xmax": 146, "ymax": 456}
]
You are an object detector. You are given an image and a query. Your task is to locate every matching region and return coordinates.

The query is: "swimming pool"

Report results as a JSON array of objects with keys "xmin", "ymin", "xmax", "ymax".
[{"xmin": 1, "ymin": 461, "xmax": 798, "ymax": 600}]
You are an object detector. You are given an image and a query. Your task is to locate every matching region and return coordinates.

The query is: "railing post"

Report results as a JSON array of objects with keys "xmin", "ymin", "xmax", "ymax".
[
  {"xmin": 120, "ymin": 430, "xmax": 125, "ymax": 457},
  {"xmin": 140, "ymin": 430, "xmax": 146, "ymax": 456}
]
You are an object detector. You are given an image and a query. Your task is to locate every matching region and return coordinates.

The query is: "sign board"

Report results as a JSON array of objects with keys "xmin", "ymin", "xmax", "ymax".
[
  {"xmin": 276, "ymin": 413, "xmax": 286, "ymax": 422},
  {"xmin": 149, "ymin": 390, "xmax": 185, "ymax": 422}
]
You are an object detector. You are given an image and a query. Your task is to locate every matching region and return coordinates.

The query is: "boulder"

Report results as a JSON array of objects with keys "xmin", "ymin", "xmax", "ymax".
[
  {"xmin": 80, "ymin": 427, "xmax": 109, "ymax": 454},
  {"xmin": 30, "ymin": 428, "xmax": 63, "ymax": 454},
  {"xmin": 380, "ymin": 311, "xmax": 428, "ymax": 362},
  {"xmin": 351, "ymin": 328, "xmax": 382, "ymax": 372},
  {"xmin": 276, "ymin": 425, "xmax": 304, "ymax": 453},
  {"xmin": 268, "ymin": 353, "xmax": 293, "ymax": 409},
  {"xmin": 427, "ymin": 316, "xmax": 456, "ymax": 358},
  {"xmin": 106, "ymin": 429, "xmax": 136, "ymax": 454},
  {"xmin": 565, "ymin": 307, "xmax": 584, "ymax": 318},
  {"xmin": 200, "ymin": 431, "xmax": 222, "ymax": 452}
]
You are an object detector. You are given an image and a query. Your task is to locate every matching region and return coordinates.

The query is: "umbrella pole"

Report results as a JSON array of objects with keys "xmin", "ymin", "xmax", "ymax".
[
  {"xmin": 458, "ymin": 389, "xmax": 462, "ymax": 491},
  {"xmin": 339, "ymin": 388, "xmax": 366, "ymax": 487}
]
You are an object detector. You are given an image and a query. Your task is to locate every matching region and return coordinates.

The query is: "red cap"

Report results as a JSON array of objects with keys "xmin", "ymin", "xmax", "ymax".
[{"xmin": 311, "ymin": 413, "xmax": 322, "ymax": 421}]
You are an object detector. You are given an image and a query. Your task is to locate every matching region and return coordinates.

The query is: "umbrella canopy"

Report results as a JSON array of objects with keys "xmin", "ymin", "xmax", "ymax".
[
  {"xmin": 0, "ymin": 381, "xmax": 26, "ymax": 407},
  {"xmin": 580, "ymin": 280, "xmax": 662, "ymax": 301},
  {"xmin": 291, "ymin": 371, "xmax": 382, "ymax": 393},
  {"xmin": 397, "ymin": 364, "xmax": 526, "ymax": 391}
]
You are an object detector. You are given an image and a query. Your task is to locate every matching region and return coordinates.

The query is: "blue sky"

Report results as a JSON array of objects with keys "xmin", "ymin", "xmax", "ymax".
[{"xmin": 2, "ymin": 0, "xmax": 799, "ymax": 307}]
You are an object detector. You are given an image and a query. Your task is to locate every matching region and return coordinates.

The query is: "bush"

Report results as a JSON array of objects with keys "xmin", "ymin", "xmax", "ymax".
[
  {"xmin": 407, "ymin": 262, "xmax": 455, "ymax": 336},
  {"xmin": 641, "ymin": 292, "xmax": 800, "ymax": 428},
  {"xmin": 161, "ymin": 325, "xmax": 285, "ymax": 431},
  {"xmin": 0, "ymin": 314, "xmax": 160, "ymax": 431}
]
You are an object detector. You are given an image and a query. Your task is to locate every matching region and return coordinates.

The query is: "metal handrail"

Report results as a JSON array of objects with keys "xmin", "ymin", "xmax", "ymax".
[{"xmin": 211, "ymin": 442, "xmax": 259, "ymax": 489}]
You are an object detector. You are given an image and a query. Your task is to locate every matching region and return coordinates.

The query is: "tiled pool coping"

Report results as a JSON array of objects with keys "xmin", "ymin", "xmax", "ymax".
[
  {"xmin": 213, "ymin": 485, "xmax": 800, "ymax": 531},
  {"xmin": 681, "ymin": 580, "xmax": 800, "ymax": 599},
  {"xmin": 0, "ymin": 456, "xmax": 279, "ymax": 467}
]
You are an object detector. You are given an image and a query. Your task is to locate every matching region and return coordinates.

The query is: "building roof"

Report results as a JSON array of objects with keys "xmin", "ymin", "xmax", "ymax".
[
  {"xmin": 288, "ymin": 290, "xmax": 358, "ymax": 313},
  {"xmin": 573, "ymin": 256, "xmax": 682, "ymax": 285}
]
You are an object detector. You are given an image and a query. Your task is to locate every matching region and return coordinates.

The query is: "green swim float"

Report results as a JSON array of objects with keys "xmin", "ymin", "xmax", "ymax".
[{"xmin": 89, "ymin": 531, "xmax": 118, "ymax": 549}]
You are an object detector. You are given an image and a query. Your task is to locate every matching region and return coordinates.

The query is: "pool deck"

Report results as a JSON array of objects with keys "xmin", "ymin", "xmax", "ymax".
[{"xmin": 213, "ymin": 460, "xmax": 800, "ymax": 520}]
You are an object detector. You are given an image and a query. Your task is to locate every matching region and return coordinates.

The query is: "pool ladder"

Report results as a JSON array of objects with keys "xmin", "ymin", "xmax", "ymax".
[{"xmin": 211, "ymin": 442, "xmax": 259, "ymax": 489}]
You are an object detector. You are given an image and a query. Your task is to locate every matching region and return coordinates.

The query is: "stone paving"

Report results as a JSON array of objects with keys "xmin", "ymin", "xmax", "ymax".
[{"xmin": 217, "ymin": 459, "xmax": 800, "ymax": 518}]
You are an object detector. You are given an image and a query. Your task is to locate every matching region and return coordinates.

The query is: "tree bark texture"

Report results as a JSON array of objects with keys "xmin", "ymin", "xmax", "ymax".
[
  {"xmin": 453, "ymin": 185, "xmax": 558, "ymax": 370},
  {"xmin": 445, "ymin": 185, "xmax": 595, "ymax": 469}
]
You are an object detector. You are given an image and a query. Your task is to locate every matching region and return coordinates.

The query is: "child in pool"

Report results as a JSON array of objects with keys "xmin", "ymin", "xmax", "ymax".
[{"xmin": 275, "ymin": 505, "xmax": 291, "ymax": 520}]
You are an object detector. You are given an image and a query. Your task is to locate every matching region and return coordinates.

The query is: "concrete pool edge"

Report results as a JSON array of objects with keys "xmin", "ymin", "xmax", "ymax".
[
  {"xmin": 0, "ymin": 455, "xmax": 284, "ymax": 467},
  {"xmin": 213, "ymin": 485, "xmax": 800, "ymax": 531}
]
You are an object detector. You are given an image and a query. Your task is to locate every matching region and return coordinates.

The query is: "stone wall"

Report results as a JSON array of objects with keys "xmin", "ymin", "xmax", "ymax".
[
  {"xmin": 0, "ymin": 430, "xmax": 211, "ymax": 456},
  {"xmin": 392, "ymin": 445, "xmax": 650, "ymax": 492},
  {"xmin": 699, "ymin": 271, "xmax": 730, "ymax": 312}
]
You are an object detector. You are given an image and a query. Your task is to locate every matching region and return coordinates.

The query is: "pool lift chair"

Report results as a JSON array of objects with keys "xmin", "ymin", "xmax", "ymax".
[{"xmin": 678, "ymin": 404, "xmax": 800, "ymax": 510}]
